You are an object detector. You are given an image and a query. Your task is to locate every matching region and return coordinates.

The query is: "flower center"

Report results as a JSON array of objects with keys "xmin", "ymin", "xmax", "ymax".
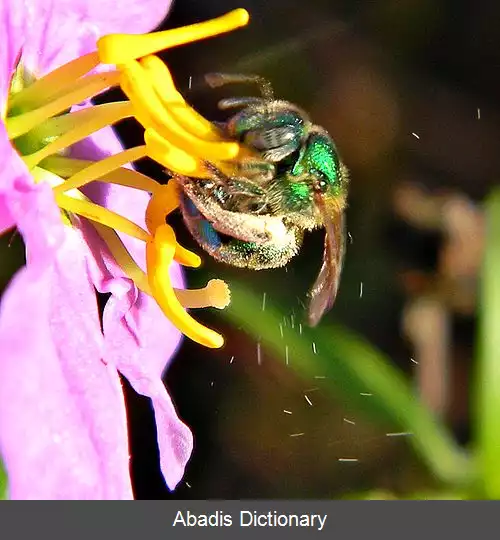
[{"xmin": 3, "ymin": 9, "xmax": 252, "ymax": 349}]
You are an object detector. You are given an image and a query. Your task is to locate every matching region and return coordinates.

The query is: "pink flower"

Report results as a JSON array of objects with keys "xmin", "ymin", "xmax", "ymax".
[{"xmin": 0, "ymin": 0, "xmax": 194, "ymax": 499}]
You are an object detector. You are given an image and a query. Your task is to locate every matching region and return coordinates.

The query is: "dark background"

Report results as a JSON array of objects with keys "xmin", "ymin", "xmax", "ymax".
[{"xmin": 114, "ymin": 0, "xmax": 499, "ymax": 498}]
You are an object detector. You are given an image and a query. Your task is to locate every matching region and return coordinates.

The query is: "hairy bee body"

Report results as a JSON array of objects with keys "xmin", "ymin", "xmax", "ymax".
[
  {"xmin": 174, "ymin": 73, "xmax": 349, "ymax": 325},
  {"xmin": 178, "ymin": 179, "xmax": 303, "ymax": 270}
]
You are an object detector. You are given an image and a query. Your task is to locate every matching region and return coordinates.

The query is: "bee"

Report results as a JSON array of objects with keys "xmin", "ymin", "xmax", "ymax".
[{"xmin": 174, "ymin": 73, "xmax": 349, "ymax": 326}]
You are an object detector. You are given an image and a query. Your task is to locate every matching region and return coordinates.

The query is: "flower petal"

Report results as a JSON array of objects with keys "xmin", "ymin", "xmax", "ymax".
[
  {"xmin": 71, "ymin": 128, "xmax": 190, "ymax": 490},
  {"xmin": 21, "ymin": 0, "xmax": 173, "ymax": 76},
  {"xmin": 72, "ymin": 122, "xmax": 185, "ymax": 363},
  {"xmin": 103, "ymin": 289, "xmax": 193, "ymax": 490},
  {"xmin": 0, "ymin": 166, "xmax": 132, "ymax": 498},
  {"xmin": 82, "ymin": 223, "xmax": 192, "ymax": 490},
  {"xmin": 0, "ymin": 0, "xmax": 24, "ymax": 105}
]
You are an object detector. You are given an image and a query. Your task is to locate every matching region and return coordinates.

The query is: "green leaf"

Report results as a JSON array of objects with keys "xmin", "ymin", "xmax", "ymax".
[
  {"xmin": 344, "ymin": 490, "xmax": 466, "ymax": 500},
  {"xmin": 474, "ymin": 188, "xmax": 500, "ymax": 498},
  {"xmin": 0, "ymin": 456, "xmax": 7, "ymax": 500},
  {"xmin": 221, "ymin": 281, "xmax": 474, "ymax": 487}
]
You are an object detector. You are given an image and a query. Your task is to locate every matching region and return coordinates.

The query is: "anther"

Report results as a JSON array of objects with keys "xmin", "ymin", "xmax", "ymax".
[
  {"xmin": 139, "ymin": 55, "xmax": 220, "ymax": 141},
  {"xmin": 97, "ymin": 9, "xmax": 250, "ymax": 65},
  {"xmin": 120, "ymin": 60, "xmax": 241, "ymax": 162},
  {"xmin": 144, "ymin": 128, "xmax": 209, "ymax": 177},
  {"xmin": 146, "ymin": 224, "xmax": 225, "ymax": 348},
  {"xmin": 175, "ymin": 279, "xmax": 231, "ymax": 310}
]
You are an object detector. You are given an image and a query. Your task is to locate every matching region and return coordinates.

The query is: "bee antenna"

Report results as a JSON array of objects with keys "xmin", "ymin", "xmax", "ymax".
[{"xmin": 204, "ymin": 73, "xmax": 274, "ymax": 101}]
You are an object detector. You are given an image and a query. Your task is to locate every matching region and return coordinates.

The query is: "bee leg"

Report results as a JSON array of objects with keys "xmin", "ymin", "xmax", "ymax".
[
  {"xmin": 213, "ymin": 231, "xmax": 303, "ymax": 270},
  {"xmin": 182, "ymin": 201, "xmax": 302, "ymax": 270},
  {"xmin": 202, "ymin": 159, "xmax": 273, "ymax": 189},
  {"xmin": 237, "ymin": 159, "xmax": 276, "ymax": 183},
  {"xmin": 180, "ymin": 186, "xmax": 279, "ymax": 244},
  {"xmin": 205, "ymin": 73, "xmax": 274, "ymax": 101},
  {"xmin": 202, "ymin": 160, "xmax": 232, "ymax": 188}
]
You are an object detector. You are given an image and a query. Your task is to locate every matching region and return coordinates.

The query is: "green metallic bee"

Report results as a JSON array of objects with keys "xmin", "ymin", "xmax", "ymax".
[{"xmin": 175, "ymin": 73, "xmax": 349, "ymax": 326}]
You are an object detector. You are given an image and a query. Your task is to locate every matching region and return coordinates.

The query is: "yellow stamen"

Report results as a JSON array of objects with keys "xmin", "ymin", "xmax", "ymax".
[
  {"xmin": 8, "ymin": 52, "xmax": 100, "ymax": 110},
  {"xmin": 33, "ymin": 102, "xmax": 132, "ymax": 141},
  {"xmin": 120, "ymin": 59, "xmax": 241, "ymax": 161},
  {"xmin": 22, "ymin": 96, "xmax": 130, "ymax": 170},
  {"xmin": 173, "ymin": 242, "xmax": 202, "ymax": 268},
  {"xmin": 55, "ymin": 192, "xmax": 150, "ymax": 242},
  {"xmin": 91, "ymin": 221, "xmax": 152, "ymax": 293},
  {"xmin": 92, "ymin": 222, "xmax": 226, "ymax": 309},
  {"xmin": 40, "ymin": 156, "xmax": 91, "ymax": 177},
  {"xmin": 144, "ymin": 181, "xmax": 201, "ymax": 267},
  {"xmin": 145, "ymin": 181, "xmax": 180, "ymax": 234},
  {"xmin": 141, "ymin": 55, "xmax": 220, "ymax": 141},
  {"xmin": 88, "ymin": 206, "xmax": 199, "ymax": 270},
  {"xmin": 146, "ymin": 223, "xmax": 225, "ymax": 348},
  {"xmin": 144, "ymin": 127, "xmax": 209, "ymax": 178},
  {"xmin": 7, "ymin": 71, "xmax": 121, "ymax": 140},
  {"xmin": 98, "ymin": 9, "xmax": 249, "ymax": 65},
  {"xmin": 175, "ymin": 280, "xmax": 231, "ymax": 309},
  {"xmin": 53, "ymin": 146, "xmax": 150, "ymax": 194}
]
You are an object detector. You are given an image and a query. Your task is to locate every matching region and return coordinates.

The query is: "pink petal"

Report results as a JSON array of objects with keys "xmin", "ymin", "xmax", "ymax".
[
  {"xmin": 0, "ymin": 126, "xmax": 132, "ymax": 498},
  {"xmin": 21, "ymin": 0, "xmax": 173, "ymax": 76},
  {"xmin": 1, "ymin": 0, "xmax": 190, "ymax": 495},
  {"xmin": 69, "ymin": 75, "xmax": 191, "ymax": 491},
  {"xmin": 0, "ymin": 124, "xmax": 37, "ymax": 233},
  {"xmin": 82, "ymin": 221, "xmax": 192, "ymax": 490},
  {"xmin": 0, "ymin": 1, "xmax": 23, "ymax": 107},
  {"xmin": 103, "ymin": 290, "xmax": 193, "ymax": 490},
  {"xmin": 0, "ymin": 222, "xmax": 133, "ymax": 499}
]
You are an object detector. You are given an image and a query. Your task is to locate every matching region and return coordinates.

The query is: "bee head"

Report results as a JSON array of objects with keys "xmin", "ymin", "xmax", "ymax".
[
  {"xmin": 227, "ymin": 103, "xmax": 310, "ymax": 162},
  {"xmin": 283, "ymin": 130, "xmax": 348, "ymax": 227}
]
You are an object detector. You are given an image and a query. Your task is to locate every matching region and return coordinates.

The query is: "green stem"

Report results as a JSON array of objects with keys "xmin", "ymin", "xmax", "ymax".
[
  {"xmin": 474, "ymin": 187, "xmax": 500, "ymax": 498},
  {"xmin": 222, "ymin": 282, "xmax": 475, "ymax": 487}
]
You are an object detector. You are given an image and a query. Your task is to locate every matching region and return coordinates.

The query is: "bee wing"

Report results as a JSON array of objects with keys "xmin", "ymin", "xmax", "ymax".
[{"xmin": 307, "ymin": 199, "xmax": 346, "ymax": 327}]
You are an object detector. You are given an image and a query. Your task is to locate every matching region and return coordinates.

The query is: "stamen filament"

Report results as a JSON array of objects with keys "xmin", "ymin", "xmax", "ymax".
[
  {"xmin": 175, "ymin": 280, "xmax": 231, "ymax": 309},
  {"xmin": 145, "ymin": 182, "xmax": 180, "ymax": 234},
  {"xmin": 7, "ymin": 70, "xmax": 121, "ymax": 139},
  {"xmin": 98, "ymin": 9, "xmax": 249, "ymax": 65},
  {"xmin": 43, "ymin": 155, "xmax": 161, "ymax": 196},
  {"xmin": 140, "ymin": 55, "xmax": 220, "ymax": 141},
  {"xmin": 23, "ymin": 95, "xmax": 130, "ymax": 169},
  {"xmin": 121, "ymin": 60, "xmax": 241, "ymax": 161},
  {"xmin": 39, "ymin": 156, "xmax": 92, "ymax": 177},
  {"xmin": 55, "ymin": 192, "xmax": 151, "ymax": 242},
  {"xmin": 144, "ymin": 127, "xmax": 208, "ymax": 177},
  {"xmin": 92, "ymin": 222, "xmax": 225, "ymax": 307},
  {"xmin": 8, "ymin": 52, "xmax": 100, "ymax": 110},
  {"xmin": 91, "ymin": 221, "xmax": 152, "ymax": 293},
  {"xmin": 33, "ymin": 102, "xmax": 132, "ymax": 140},
  {"xmin": 146, "ymin": 224, "xmax": 225, "ymax": 348},
  {"xmin": 53, "ymin": 146, "xmax": 150, "ymax": 194}
]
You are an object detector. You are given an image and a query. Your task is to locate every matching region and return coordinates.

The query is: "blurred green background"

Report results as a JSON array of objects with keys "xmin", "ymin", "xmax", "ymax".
[{"xmin": 2, "ymin": 0, "xmax": 500, "ymax": 499}]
